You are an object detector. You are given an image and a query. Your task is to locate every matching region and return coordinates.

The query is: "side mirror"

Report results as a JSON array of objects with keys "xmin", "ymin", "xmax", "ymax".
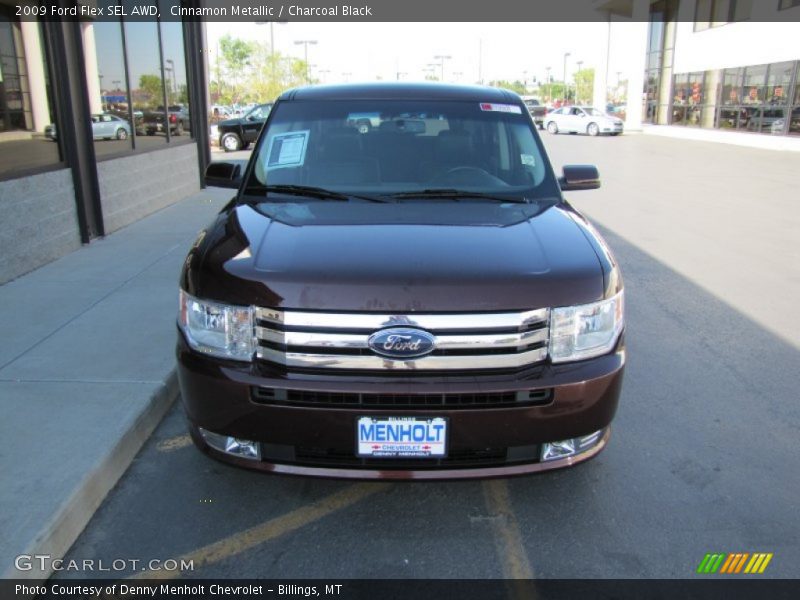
[
  {"xmin": 205, "ymin": 162, "xmax": 242, "ymax": 189},
  {"xmin": 559, "ymin": 165, "xmax": 600, "ymax": 191}
]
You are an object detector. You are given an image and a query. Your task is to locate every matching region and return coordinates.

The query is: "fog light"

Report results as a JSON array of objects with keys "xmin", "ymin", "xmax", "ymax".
[
  {"xmin": 541, "ymin": 429, "xmax": 605, "ymax": 462},
  {"xmin": 224, "ymin": 437, "xmax": 261, "ymax": 459},
  {"xmin": 541, "ymin": 439, "xmax": 576, "ymax": 462},
  {"xmin": 199, "ymin": 428, "xmax": 261, "ymax": 460}
]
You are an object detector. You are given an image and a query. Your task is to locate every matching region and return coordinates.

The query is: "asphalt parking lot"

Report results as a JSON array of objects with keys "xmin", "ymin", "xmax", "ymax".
[{"xmin": 59, "ymin": 133, "xmax": 800, "ymax": 580}]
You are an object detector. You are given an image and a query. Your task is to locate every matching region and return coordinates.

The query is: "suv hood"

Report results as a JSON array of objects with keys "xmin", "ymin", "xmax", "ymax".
[{"xmin": 189, "ymin": 202, "xmax": 605, "ymax": 312}]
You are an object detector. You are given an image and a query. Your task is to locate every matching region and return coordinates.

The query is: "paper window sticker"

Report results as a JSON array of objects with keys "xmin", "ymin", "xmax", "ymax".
[{"xmin": 265, "ymin": 130, "xmax": 310, "ymax": 169}]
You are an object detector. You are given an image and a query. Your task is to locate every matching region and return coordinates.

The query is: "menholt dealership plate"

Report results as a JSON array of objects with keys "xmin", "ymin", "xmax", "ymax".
[{"xmin": 357, "ymin": 416, "xmax": 448, "ymax": 458}]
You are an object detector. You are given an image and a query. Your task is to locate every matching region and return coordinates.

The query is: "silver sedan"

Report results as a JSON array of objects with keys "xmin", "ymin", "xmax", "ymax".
[
  {"xmin": 544, "ymin": 106, "xmax": 624, "ymax": 136},
  {"xmin": 45, "ymin": 114, "xmax": 132, "ymax": 141}
]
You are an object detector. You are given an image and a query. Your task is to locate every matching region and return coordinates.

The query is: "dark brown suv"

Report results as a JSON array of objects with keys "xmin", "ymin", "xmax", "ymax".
[{"xmin": 177, "ymin": 83, "xmax": 625, "ymax": 479}]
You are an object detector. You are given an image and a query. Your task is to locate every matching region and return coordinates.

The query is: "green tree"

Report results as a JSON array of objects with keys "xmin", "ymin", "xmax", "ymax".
[
  {"xmin": 217, "ymin": 34, "xmax": 255, "ymax": 104},
  {"xmin": 247, "ymin": 41, "xmax": 314, "ymax": 103},
  {"xmin": 541, "ymin": 82, "xmax": 572, "ymax": 103},
  {"xmin": 490, "ymin": 80, "xmax": 527, "ymax": 95},
  {"xmin": 177, "ymin": 84, "xmax": 189, "ymax": 105},
  {"xmin": 574, "ymin": 68, "xmax": 595, "ymax": 105},
  {"xmin": 138, "ymin": 74, "xmax": 163, "ymax": 107}
]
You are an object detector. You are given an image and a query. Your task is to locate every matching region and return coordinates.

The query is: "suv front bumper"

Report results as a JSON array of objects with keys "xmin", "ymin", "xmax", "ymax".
[{"xmin": 177, "ymin": 332, "xmax": 624, "ymax": 480}]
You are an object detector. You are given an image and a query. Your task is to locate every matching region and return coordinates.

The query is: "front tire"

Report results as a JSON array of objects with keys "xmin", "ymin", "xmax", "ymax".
[
  {"xmin": 221, "ymin": 132, "xmax": 242, "ymax": 152},
  {"xmin": 116, "ymin": 128, "xmax": 128, "ymax": 140},
  {"xmin": 547, "ymin": 121, "xmax": 559, "ymax": 134},
  {"xmin": 587, "ymin": 122, "xmax": 600, "ymax": 137}
]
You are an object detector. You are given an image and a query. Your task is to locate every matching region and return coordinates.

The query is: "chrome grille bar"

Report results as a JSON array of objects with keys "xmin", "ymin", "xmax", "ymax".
[
  {"xmin": 255, "ymin": 307, "xmax": 549, "ymax": 331},
  {"xmin": 257, "ymin": 347, "xmax": 549, "ymax": 371},
  {"xmin": 256, "ymin": 327, "xmax": 548, "ymax": 350},
  {"xmin": 254, "ymin": 307, "xmax": 550, "ymax": 371}
]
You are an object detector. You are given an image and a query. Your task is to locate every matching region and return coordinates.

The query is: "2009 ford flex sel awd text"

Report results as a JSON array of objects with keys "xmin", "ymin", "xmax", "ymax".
[{"xmin": 177, "ymin": 83, "xmax": 625, "ymax": 479}]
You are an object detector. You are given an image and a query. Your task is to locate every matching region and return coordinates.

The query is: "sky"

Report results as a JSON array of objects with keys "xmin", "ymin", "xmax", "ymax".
[{"xmin": 205, "ymin": 21, "xmax": 642, "ymax": 90}]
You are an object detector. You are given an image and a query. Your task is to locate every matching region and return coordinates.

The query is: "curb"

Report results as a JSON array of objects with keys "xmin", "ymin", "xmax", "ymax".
[{"xmin": 6, "ymin": 371, "xmax": 180, "ymax": 581}]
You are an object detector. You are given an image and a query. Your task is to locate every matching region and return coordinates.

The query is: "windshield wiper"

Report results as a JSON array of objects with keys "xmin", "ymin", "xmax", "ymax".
[
  {"xmin": 388, "ymin": 189, "xmax": 531, "ymax": 203},
  {"xmin": 251, "ymin": 184, "xmax": 391, "ymax": 203}
]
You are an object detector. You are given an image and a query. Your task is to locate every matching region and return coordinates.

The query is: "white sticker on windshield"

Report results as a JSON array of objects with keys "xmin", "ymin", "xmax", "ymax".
[
  {"xmin": 266, "ymin": 130, "xmax": 310, "ymax": 168},
  {"xmin": 479, "ymin": 103, "xmax": 522, "ymax": 114},
  {"xmin": 521, "ymin": 154, "xmax": 536, "ymax": 166}
]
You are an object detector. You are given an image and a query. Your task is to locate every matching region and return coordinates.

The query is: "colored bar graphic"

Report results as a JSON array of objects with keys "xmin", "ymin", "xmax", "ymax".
[
  {"xmin": 702, "ymin": 552, "xmax": 773, "ymax": 575},
  {"xmin": 697, "ymin": 553, "xmax": 727, "ymax": 574},
  {"xmin": 758, "ymin": 553, "xmax": 773, "ymax": 573},
  {"xmin": 734, "ymin": 553, "xmax": 749, "ymax": 573},
  {"xmin": 719, "ymin": 553, "xmax": 736, "ymax": 574}
]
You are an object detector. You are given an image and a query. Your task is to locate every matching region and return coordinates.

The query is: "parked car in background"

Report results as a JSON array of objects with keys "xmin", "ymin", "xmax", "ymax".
[
  {"xmin": 346, "ymin": 111, "xmax": 382, "ymax": 133},
  {"xmin": 142, "ymin": 105, "xmax": 190, "ymax": 136},
  {"xmin": 522, "ymin": 97, "xmax": 548, "ymax": 129},
  {"xmin": 545, "ymin": 106, "xmax": 623, "ymax": 136},
  {"xmin": 45, "ymin": 113, "xmax": 131, "ymax": 141},
  {"xmin": 178, "ymin": 83, "xmax": 625, "ymax": 480},
  {"xmin": 768, "ymin": 108, "xmax": 800, "ymax": 135},
  {"xmin": 211, "ymin": 105, "xmax": 233, "ymax": 119},
  {"xmin": 218, "ymin": 103, "xmax": 273, "ymax": 151},
  {"xmin": 746, "ymin": 107, "xmax": 787, "ymax": 133}
]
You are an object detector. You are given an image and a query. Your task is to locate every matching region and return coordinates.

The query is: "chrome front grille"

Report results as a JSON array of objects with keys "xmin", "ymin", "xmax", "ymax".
[{"xmin": 254, "ymin": 307, "xmax": 550, "ymax": 371}]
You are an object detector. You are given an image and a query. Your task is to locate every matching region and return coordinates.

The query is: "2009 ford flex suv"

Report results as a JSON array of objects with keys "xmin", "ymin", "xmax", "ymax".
[{"xmin": 177, "ymin": 83, "xmax": 625, "ymax": 479}]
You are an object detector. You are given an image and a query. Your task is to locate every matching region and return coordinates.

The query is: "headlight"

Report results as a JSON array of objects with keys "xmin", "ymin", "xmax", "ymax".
[
  {"xmin": 549, "ymin": 290, "xmax": 624, "ymax": 363},
  {"xmin": 178, "ymin": 290, "xmax": 254, "ymax": 361}
]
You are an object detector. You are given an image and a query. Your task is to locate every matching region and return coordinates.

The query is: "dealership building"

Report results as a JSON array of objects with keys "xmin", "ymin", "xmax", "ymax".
[
  {"xmin": 0, "ymin": 0, "xmax": 209, "ymax": 284},
  {"xmin": 593, "ymin": 0, "xmax": 800, "ymax": 141}
]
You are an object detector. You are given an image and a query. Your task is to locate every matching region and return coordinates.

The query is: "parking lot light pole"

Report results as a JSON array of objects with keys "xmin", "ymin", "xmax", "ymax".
[
  {"xmin": 294, "ymin": 40, "xmax": 317, "ymax": 83},
  {"xmin": 562, "ymin": 52, "xmax": 571, "ymax": 103},
  {"xmin": 575, "ymin": 60, "xmax": 583, "ymax": 103},
  {"xmin": 545, "ymin": 66, "xmax": 551, "ymax": 101},
  {"xmin": 256, "ymin": 21, "xmax": 287, "ymax": 81},
  {"xmin": 433, "ymin": 55, "xmax": 451, "ymax": 82}
]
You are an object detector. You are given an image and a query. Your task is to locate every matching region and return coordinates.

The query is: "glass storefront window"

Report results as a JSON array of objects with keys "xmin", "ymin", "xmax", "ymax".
[
  {"xmin": 672, "ymin": 71, "xmax": 705, "ymax": 126},
  {"xmin": 123, "ymin": 0, "xmax": 166, "ymax": 148},
  {"xmin": 88, "ymin": 18, "xmax": 133, "ymax": 157},
  {"xmin": 710, "ymin": 61, "xmax": 799, "ymax": 135},
  {"xmin": 741, "ymin": 64, "xmax": 767, "ymax": 105},
  {"xmin": 766, "ymin": 62, "xmax": 793, "ymax": 106},
  {"xmin": 0, "ymin": 7, "xmax": 62, "ymax": 178},
  {"xmin": 720, "ymin": 68, "xmax": 742, "ymax": 107},
  {"xmin": 159, "ymin": 0, "xmax": 191, "ymax": 139}
]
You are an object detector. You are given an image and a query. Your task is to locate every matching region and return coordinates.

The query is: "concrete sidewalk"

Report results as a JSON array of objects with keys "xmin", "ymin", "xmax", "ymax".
[{"xmin": 0, "ymin": 187, "xmax": 230, "ymax": 580}]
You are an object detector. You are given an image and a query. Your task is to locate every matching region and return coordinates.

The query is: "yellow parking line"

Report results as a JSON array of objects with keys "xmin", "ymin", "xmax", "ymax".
[
  {"xmin": 155, "ymin": 435, "xmax": 193, "ymax": 452},
  {"xmin": 134, "ymin": 482, "xmax": 390, "ymax": 579},
  {"xmin": 482, "ymin": 480, "xmax": 534, "ymax": 581}
]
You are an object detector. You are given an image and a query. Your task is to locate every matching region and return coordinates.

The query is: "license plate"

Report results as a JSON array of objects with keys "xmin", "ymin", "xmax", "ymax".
[{"xmin": 357, "ymin": 416, "xmax": 447, "ymax": 458}]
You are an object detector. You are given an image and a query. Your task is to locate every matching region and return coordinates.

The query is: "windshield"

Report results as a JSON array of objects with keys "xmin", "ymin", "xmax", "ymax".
[
  {"xmin": 246, "ymin": 104, "xmax": 271, "ymax": 120},
  {"xmin": 245, "ymin": 99, "xmax": 559, "ymax": 203}
]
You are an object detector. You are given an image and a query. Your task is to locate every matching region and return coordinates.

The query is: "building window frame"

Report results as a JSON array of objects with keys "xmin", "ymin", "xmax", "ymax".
[{"xmin": 694, "ymin": 0, "xmax": 752, "ymax": 32}]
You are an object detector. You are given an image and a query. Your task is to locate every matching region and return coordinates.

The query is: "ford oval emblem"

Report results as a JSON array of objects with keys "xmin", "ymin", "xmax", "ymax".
[{"xmin": 367, "ymin": 327, "xmax": 436, "ymax": 359}]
